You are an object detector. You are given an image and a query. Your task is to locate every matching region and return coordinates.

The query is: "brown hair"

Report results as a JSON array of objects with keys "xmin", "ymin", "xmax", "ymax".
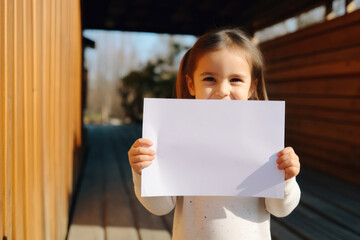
[{"xmin": 176, "ymin": 28, "xmax": 268, "ymax": 100}]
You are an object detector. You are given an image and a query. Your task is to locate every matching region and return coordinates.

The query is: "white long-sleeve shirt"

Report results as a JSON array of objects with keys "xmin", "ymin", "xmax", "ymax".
[{"xmin": 132, "ymin": 171, "xmax": 300, "ymax": 240}]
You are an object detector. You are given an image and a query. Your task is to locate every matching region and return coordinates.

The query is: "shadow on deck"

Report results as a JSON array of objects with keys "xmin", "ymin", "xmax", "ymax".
[{"xmin": 67, "ymin": 125, "xmax": 360, "ymax": 240}]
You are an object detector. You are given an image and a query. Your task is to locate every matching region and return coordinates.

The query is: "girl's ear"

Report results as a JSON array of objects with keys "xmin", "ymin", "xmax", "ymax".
[
  {"xmin": 186, "ymin": 75, "xmax": 196, "ymax": 96},
  {"xmin": 248, "ymin": 79, "xmax": 258, "ymax": 99}
]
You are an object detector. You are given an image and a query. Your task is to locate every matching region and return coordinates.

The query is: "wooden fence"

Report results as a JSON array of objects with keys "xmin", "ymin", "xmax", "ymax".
[
  {"xmin": 1, "ymin": 0, "xmax": 82, "ymax": 239},
  {"xmin": 261, "ymin": 9, "xmax": 360, "ymax": 184}
]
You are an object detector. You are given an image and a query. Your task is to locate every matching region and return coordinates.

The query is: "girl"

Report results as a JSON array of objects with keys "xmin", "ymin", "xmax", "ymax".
[{"xmin": 128, "ymin": 28, "xmax": 301, "ymax": 239}]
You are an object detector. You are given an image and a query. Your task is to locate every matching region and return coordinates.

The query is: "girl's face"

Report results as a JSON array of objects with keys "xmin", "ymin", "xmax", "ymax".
[{"xmin": 187, "ymin": 48, "xmax": 254, "ymax": 100}]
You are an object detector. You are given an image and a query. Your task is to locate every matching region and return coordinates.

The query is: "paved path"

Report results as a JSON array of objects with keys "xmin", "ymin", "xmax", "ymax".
[{"xmin": 67, "ymin": 125, "xmax": 360, "ymax": 240}]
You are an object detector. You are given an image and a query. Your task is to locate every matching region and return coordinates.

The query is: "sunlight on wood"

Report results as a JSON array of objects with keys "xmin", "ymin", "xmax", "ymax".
[
  {"xmin": 68, "ymin": 225, "xmax": 105, "ymax": 240},
  {"xmin": 106, "ymin": 226, "xmax": 139, "ymax": 240},
  {"xmin": 139, "ymin": 229, "xmax": 172, "ymax": 240}
]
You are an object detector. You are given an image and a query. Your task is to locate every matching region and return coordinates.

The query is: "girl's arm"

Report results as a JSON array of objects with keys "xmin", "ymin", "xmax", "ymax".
[
  {"xmin": 265, "ymin": 147, "xmax": 301, "ymax": 217},
  {"xmin": 129, "ymin": 138, "xmax": 176, "ymax": 215},
  {"xmin": 132, "ymin": 170, "xmax": 176, "ymax": 216},
  {"xmin": 265, "ymin": 177, "xmax": 301, "ymax": 217}
]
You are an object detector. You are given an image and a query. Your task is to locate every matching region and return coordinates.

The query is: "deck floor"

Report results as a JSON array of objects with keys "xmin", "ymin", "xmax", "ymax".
[{"xmin": 67, "ymin": 125, "xmax": 360, "ymax": 240}]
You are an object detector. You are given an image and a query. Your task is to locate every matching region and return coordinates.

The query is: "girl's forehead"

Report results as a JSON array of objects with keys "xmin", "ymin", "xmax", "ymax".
[{"xmin": 197, "ymin": 47, "xmax": 252, "ymax": 67}]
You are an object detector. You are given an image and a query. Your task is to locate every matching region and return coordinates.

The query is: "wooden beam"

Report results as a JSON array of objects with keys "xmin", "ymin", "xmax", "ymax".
[{"xmin": 247, "ymin": 0, "xmax": 326, "ymax": 31}]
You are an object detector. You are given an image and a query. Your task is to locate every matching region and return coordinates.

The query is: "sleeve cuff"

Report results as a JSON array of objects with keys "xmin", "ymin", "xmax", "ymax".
[
  {"xmin": 132, "ymin": 169, "xmax": 142, "ymax": 194},
  {"xmin": 284, "ymin": 177, "xmax": 297, "ymax": 195}
]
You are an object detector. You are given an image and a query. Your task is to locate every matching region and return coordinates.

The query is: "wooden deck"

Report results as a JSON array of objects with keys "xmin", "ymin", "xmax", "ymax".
[{"xmin": 67, "ymin": 125, "xmax": 360, "ymax": 240}]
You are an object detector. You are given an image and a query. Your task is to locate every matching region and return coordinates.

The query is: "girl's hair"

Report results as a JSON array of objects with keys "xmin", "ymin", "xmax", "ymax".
[{"xmin": 176, "ymin": 28, "xmax": 268, "ymax": 100}]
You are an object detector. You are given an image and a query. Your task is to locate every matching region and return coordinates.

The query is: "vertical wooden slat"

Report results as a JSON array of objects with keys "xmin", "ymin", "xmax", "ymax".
[
  {"xmin": 73, "ymin": 0, "xmax": 83, "ymax": 188},
  {"xmin": 13, "ymin": 0, "xmax": 26, "ymax": 238},
  {"xmin": 54, "ymin": 0, "xmax": 62, "ymax": 238},
  {"xmin": 59, "ymin": 0, "xmax": 67, "ymax": 237},
  {"xmin": 76, "ymin": 0, "xmax": 83, "ymax": 178},
  {"xmin": 49, "ymin": 0, "xmax": 57, "ymax": 238},
  {"xmin": 65, "ymin": 0, "xmax": 73, "ymax": 219},
  {"xmin": 68, "ymin": 0, "xmax": 74, "ymax": 213},
  {"xmin": 23, "ymin": 0, "xmax": 36, "ymax": 239},
  {"xmin": 67, "ymin": 1, "xmax": 74, "ymax": 194},
  {"xmin": 62, "ymin": 1, "xmax": 71, "ymax": 234},
  {"xmin": 41, "ymin": 0, "xmax": 52, "ymax": 238},
  {"xmin": 4, "ymin": 0, "xmax": 14, "ymax": 239},
  {"xmin": 68, "ymin": 0, "xmax": 83, "ymax": 193},
  {"xmin": 1, "ymin": 0, "xmax": 5, "ymax": 237},
  {"xmin": 33, "ymin": 0, "xmax": 45, "ymax": 238}
]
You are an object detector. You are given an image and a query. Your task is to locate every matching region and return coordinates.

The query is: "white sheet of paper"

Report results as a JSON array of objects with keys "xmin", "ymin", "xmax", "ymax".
[{"xmin": 142, "ymin": 98, "xmax": 285, "ymax": 199}]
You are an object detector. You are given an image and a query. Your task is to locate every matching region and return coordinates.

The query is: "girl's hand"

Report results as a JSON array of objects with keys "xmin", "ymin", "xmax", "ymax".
[
  {"xmin": 128, "ymin": 138, "xmax": 156, "ymax": 175},
  {"xmin": 276, "ymin": 147, "xmax": 300, "ymax": 180}
]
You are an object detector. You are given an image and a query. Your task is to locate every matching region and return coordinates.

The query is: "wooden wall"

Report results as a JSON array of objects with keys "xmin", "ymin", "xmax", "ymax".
[
  {"xmin": 0, "ymin": 0, "xmax": 82, "ymax": 239},
  {"xmin": 261, "ymin": 10, "xmax": 360, "ymax": 184}
]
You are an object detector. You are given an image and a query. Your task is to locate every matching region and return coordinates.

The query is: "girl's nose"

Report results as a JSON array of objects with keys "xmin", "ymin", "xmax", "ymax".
[{"xmin": 215, "ymin": 82, "xmax": 230, "ymax": 98}]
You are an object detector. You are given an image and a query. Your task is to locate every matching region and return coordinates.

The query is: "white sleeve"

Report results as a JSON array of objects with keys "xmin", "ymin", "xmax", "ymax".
[
  {"xmin": 265, "ymin": 177, "xmax": 301, "ymax": 217},
  {"xmin": 132, "ymin": 170, "xmax": 176, "ymax": 216}
]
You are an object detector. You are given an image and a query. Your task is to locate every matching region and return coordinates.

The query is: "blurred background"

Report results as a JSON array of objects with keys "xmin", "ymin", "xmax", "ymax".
[
  {"xmin": 82, "ymin": 1, "xmax": 354, "ymax": 125},
  {"xmin": 82, "ymin": 31, "xmax": 196, "ymax": 124}
]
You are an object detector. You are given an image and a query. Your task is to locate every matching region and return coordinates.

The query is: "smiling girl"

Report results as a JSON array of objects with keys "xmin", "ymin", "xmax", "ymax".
[{"xmin": 128, "ymin": 28, "xmax": 301, "ymax": 240}]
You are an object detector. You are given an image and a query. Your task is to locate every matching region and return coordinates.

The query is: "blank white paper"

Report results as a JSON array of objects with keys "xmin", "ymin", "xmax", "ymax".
[{"xmin": 142, "ymin": 98, "xmax": 285, "ymax": 198}]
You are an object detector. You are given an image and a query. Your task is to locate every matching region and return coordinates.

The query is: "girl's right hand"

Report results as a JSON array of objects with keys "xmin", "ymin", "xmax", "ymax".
[{"xmin": 128, "ymin": 138, "xmax": 156, "ymax": 175}]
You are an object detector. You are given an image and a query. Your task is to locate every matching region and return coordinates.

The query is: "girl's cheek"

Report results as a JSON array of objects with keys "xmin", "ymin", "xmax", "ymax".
[{"xmin": 202, "ymin": 89, "xmax": 213, "ymax": 99}]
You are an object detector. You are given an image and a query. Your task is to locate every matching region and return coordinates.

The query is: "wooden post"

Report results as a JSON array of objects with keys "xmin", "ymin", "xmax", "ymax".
[{"xmin": 1, "ymin": 0, "xmax": 82, "ymax": 239}]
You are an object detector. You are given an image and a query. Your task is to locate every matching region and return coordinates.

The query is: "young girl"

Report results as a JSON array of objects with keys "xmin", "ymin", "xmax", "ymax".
[{"xmin": 128, "ymin": 28, "xmax": 301, "ymax": 239}]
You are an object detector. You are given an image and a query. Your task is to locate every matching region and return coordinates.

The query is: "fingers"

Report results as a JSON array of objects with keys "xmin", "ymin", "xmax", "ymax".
[
  {"xmin": 128, "ymin": 138, "xmax": 155, "ymax": 175},
  {"xmin": 131, "ymin": 154, "xmax": 156, "ymax": 163},
  {"xmin": 277, "ymin": 156, "xmax": 300, "ymax": 170},
  {"xmin": 131, "ymin": 159, "xmax": 154, "ymax": 175},
  {"xmin": 276, "ymin": 147, "xmax": 300, "ymax": 180},
  {"xmin": 129, "ymin": 146, "xmax": 155, "ymax": 157},
  {"xmin": 277, "ymin": 146, "xmax": 294, "ymax": 157},
  {"xmin": 129, "ymin": 138, "xmax": 154, "ymax": 157},
  {"xmin": 276, "ymin": 147, "xmax": 298, "ymax": 168},
  {"xmin": 132, "ymin": 138, "xmax": 153, "ymax": 148}
]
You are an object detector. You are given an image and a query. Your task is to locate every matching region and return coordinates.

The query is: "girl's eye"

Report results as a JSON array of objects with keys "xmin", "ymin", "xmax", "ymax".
[
  {"xmin": 203, "ymin": 77, "xmax": 216, "ymax": 82},
  {"xmin": 230, "ymin": 78, "xmax": 243, "ymax": 83}
]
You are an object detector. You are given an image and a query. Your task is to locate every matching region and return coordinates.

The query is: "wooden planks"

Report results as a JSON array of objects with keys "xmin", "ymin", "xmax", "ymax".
[
  {"xmin": 0, "ymin": 0, "xmax": 82, "ymax": 239},
  {"xmin": 67, "ymin": 127, "xmax": 106, "ymax": 240},
  {"xmin": 261, "ymin": 9, "xmax": 360, "ymax": 183},
  {"xmin": 68, "ymin": 125, "xmax": 172, "ymax": 240},
  {"xmin": 274, "ymin": 205, "xmax": 359, "ymax": 239},
  {"xmin": 267, "ymin": 77, "xmax": 360, "ymax": 98},
  {"xmin": 261, "ymin": 8, "xmax": 360, "ymax": 60},
  {"xmin": 271, "ymin": 219, "xmax": 304, "ymax": 240},
  {"xmin": 111, "ymin": 125, "xmax": 172, "ymax": 240},
  {"xmin": 103, "ymin": 126, "xmax": 139, "ymax": 240},
  {"xmin": 104, "ymin": 156, "xmax": 139, "ymax": 240},
  {"xmin": 70, "ymin": 125, "xmax": 360, "ymax": 240},
  {"xmin": 266, "ymin": 45, "xmax": 360, "ymax": 72},
  {"xmin": 273, "ymin": 166, "xmax": 360, "ymax": 240},
  {"xmin": 301, "ymin": 192, "xmax": 360, "ymax": 234},
  {"xmin": 262, "ymin": 24, "xmax": 360, "ymax": 62}
]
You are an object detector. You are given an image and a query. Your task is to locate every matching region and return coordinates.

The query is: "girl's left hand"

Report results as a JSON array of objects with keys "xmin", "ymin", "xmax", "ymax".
[{"xmin": 276, "ymin": 147, "xmax": 300, "ymax": 180}]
